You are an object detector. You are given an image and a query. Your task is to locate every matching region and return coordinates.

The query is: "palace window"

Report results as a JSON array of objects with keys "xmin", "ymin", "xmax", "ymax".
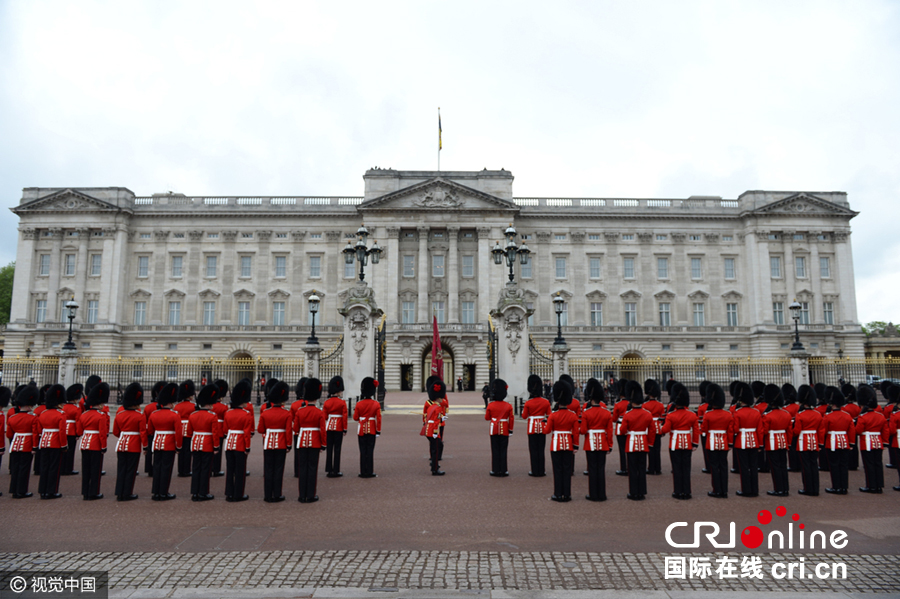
[
  {"xmin": 35, "ymin": 299, "xmax": 47, "ymax": 323},
  {"xmin": 39, "ymin": 254, "xmax": 50, "ymax": 276},
  {"xmin": 403, "ymin": 255, "xmax": 415, "ymax": 277},
  {"xmin": 773, "ymin": 302, "xmax": 784, "ymax": 325},
  {"xmin": 275, "ymin": 255, "xmax": 286, "ymax": 278},
  {"xmin": 770, "ymin": 256, "xmax": 782, "ymax": 278},
  {"xmin": 659, "ymin": 303, "xmax": 671, "ymax": 327},
  {"xmin": 795, "ymin": 256, "xmax": 806, "ymax": 278},
  {"xmin": 589, "ymin": 257, "xmax": 601, "ymax": 279},
  {"xmin": 90, "ymin": 254, "xmax": 102, "ymax": 276},
  {"xmin": 623, "ymin": 257, "xmax": 635, "ymax": 279},
  {"xmin": 273, "ymin": 301, "xmax": 285, "ymax": 326},
  {"xmin": 691, "ymin": 257, "xmax": 702, "ymax": 279},
  {"xmin": 432, "ymin": 255, "xmax": 445, "ymax": 277},
  {"xmin": 205, "ymin": 255, "xmax": 217, "ymax": 277},
  {"xmin": 555, "ymin": 257, "xmax": 566, "ymax": 279},
  {"xmin": 590, "ymin": 302, "xmax": 603, "ymax": 326},
  {"xmin": 724, "ymin": 258, "xmax": 735, "ymax": 279},
  {"xmin": 138, "ymin": 256, "xmax": 149, "ymax": 278},
  {"xmin": 401, "ymin": 301, "xmax": 415, "ymax": 324},
  {"xmin": 309, "ymin": 256, "xmax": 321, "ymax": 278},
  {"xmin": 726, "ymin": 303, "xmax": 738, "ymax": 326},
  {"xmin": 624, "ymin": 303, "xmax": 636, "ymax": 326},
  {"xmin": 171, "ymin": 255, "xmax": 183, "ymax": 278},
  {"xmin": 133, "ymin": 302, "xmax": 146, "ymax": 326},
  {"xmin": 240, "ymin": 255, "xmax": 252, "ymax": 277},
  {"xmin": 462, "ymin": 301, "xmax": 475, "ymax": 324},
  {"xmin": 238, "ymin": 301, "xmax": 251, "ymax": 325},
  {"xmin": 203, "ymin": 301, "xmax": 216, "ymax": 325},
  {"xmin": 462, "ymin": 255, "xmax": 475, "ymax": 277},
  {"xmin": 64, "ymin": 254, "xmax": 75, "ymax": 276},
  {"xmin": 432, "ymin": 301, "xmax": 445, "ymax": 324},
  {"xmin": 693, "ymin": 303, "xmax": 705, "ymax": 326},
  {"xmin": 820, "ymin": 256, "xmax": 831, "ymax": 278},
  {"xmin": 87, "ymin": 300, "xmax": 98, "ymax": 324},
  {"xmin": 657, "ymin": 257, "xmax": 668, "ymax": 279},
  {"xmin": 168, "ymin": 301, "xmax": 181, "ymax": 325},
  {"xmin": 823, "ymin": 302, "xmax": 834, "ymax": 325}
]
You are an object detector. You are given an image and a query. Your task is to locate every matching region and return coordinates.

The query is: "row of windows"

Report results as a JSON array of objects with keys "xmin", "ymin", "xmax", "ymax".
[
  {"xmin": 772, "ymin": 301, "xmax": 836, "ymax": 325},
  {"xmin": 770, "ymin": 256, "xmax": 831, "ymax": 279},
  {"xmin": 133, "ymin": 300, "xmax": 298, "ymax": 326},
  {"xmin": 34, "ymin": 299, "xmax": 100, "ymax": 324},
  {"xmin": 135, "ymin": 255, "xmax": 334, "ymax": 279},
  {"xmin": 38, "ymin": 254, "xmax": 103, "ymax": 277}
]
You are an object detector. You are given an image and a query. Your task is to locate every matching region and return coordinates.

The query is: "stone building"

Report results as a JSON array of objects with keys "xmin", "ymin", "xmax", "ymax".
[{"xmin": 6, "ymin": 168, "xmax": 864, "ymax": 391}]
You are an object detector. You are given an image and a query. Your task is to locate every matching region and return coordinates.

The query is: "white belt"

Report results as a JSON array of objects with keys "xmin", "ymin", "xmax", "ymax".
[
  {"xmin": 671, "ymin": 429, "xmax": 691, "ymax": 449},
  {"xmin": 155, "ymin": 431, "xmax": 174, "ymax": 435},
  {"xmin": 827, "ymin": 431, "xmax": 847, "ymax": 451},
  {"xmin": 264, "ymin": 428, "xmax": 286, "ymax": 449},
  {"xmin": 739, "ymin": 427, "xmax": 757, "ymax": 447},
  {"xmin": 551, "ymin": 430, "xmax": 572, "ymax": 448},
  {"xmin": 11, "ymin": 432, "xmax": 32, "ymax": 451},
  {"xmin": 587, "ymin": 429, "xmax": 605, "ymax": 451},
  {"xmin": 708, "ymin": 429, "xmax": 727, "ymax": 450},
  {"xmin": 297, "ymin": 426, "xmax": 318, "ymax": 447},
  {"xmin": 327, "ymin": 414, "xmax": 342, "ymax": 421},
  {"xmin": 66, "ymin": 420, "xmax": 76, "ymax": 424},
  {"xmin": 627, "ymin": 429, "xmax": 647, "ymax": 452},
  {"xmin": 798, "ymin": 430, "xmax": 817, "ymax": 449},
  {"xmin": 768, "ymin": 429, "xmax": 787, "ymax": 448},
  {"xmin": 861, "ymin": 431, "xmax": 882, "ymax": 451},
  {"xmin": 84, "ymin": 429, "xmax": 100, "ymax": 434},
  {"xmin": 227, "ymin": 429, "xmax": 244, "ymax": 435},
  {"xmin": 80, "ymin": 429, "xmax": 101, "ymax": 451},
  {"xmin": 193, "ymin": 432, "xmax": 212, "ymax": 435},
  {"xmin": 119, "ymin": 432, "xmax": 139, "ymax": 435},
  {"xmin": 116, "ymin": 431, "xmax": 139, "ymax": 452},
  {"xmin": 225, "ymin": 429, "xmax": 245, "ymax": 450}
]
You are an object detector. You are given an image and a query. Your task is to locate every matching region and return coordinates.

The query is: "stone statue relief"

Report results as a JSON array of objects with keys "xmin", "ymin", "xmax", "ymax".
[
  {"xmin": 349, "ymin": 311, "xmax": 369, "ymax": 363},
  {"xmin": 413, "ymin": 187, "xmax": 462, "ymax": 208},
  {"xmin": 504, "ymin": 312, "xmax": 524, "ymax": 363}
]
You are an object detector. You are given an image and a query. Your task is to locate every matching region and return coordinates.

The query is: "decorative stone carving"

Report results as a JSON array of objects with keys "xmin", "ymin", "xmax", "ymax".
[
  {"xmin": 687, "ymin": 290, "xmax": 710, "ymax": 300},
  {"xmin": 654, "ymin": 290, "xmax": 676, "ymax": 300},
  {"xmin": 256, "ymin": 231, "xmax": 272, "ymax": 241},
  {"xmin": 503, "ymin": 311, "xmax": 524, "ymax": 363},
  {"xmin": 292, "ymin": 231, "xmax": 306, "ymax": 241},
  {"xmin": 188, "ymin": 231, "xmax": 204, "ymax": 241},
  {"xmin": 465, "ymin": 342, "xmax": 475, "ymax": 362},
  {"xmin": 163, "ymin": 288, "xmax": 186, "ymax": 298},
  {"xmin": 833, "ymin": 231, "xmax": 849, "ymax": 243},
  {"xmin": 127, "ymin": 231, "xmax": 138, "ymax": 241},
  {"xmin": 48, "ymin": 228, "xmax": 63, "ymax": 238},
  {"xmin": 477, "ymin": 227, "xmax": 492, "ymax": 239},
  {"xmin": 570, "ymin": 231, "xmax": 586, "ymax": 243},
  {"xmin": 102, "ymin": 227, "xmax": 118, "ymax": 236},
  {"xmin": 349, "ymin": 311, "xmax": 369, "ymax": 363},
  {"xmin": 198, "ymin": 289, "xmax": 221, "ymax": 298},
  {"xmin": 339, "ymin": 282, "xmax": 376, "ymax": 311},
  {"xmin": 536, "ymin": 231, "xmax": 552, "ymax": 243},
  {"xmin": 704, "ymin": 233, "xmax": 719, "ymax": 244},
  {"xmin": 603, "ymin": 232, "xmax": 618, "ymax": 243},
  {"xmin": 670, "ymin": 232, "xmax": 686, "ymax": 244},
  {"xmin": 21, "ymin": 228, "xmax": 36, "ymax": 240},
  {"xmin": 325, "ymin": 231, "xmax": 342, "ymax": 242},
  {"xmin": 637, "ymin": 232, "xmax": 653, "ymax": 243},
  {"xmin": 154, "ymin": 231, "xmax": 170, "ymax": 240},
  {"xmin": 386, "ymin": 227, "xmax": 401, "ymax": 239},
  {"xmin": 413, "ymin": 187, "xmax": 463, "ymax": 208},
  {"xmin": 496, "ymin": 283, "xmax": 526, "ymax": 311},
  {"xmin": 222, "ymin": 231, "xmax": 238, "ymax": 242},
  {"xmin": 401, "ymin": 342, "xmax": 411, "ymax": 362},
  {"xmin": 755, "ymin": 231, "xmax": 770, "ymax": 241}
]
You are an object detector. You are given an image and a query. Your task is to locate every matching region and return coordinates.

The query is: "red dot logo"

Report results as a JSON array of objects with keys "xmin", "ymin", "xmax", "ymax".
[
  {"xmin": 741, "ymin": 526, "xmax": 764, "ymax": 549},
  {"xmin": 799, "ymin": 523, "xmax": 805, "ymax": 530},
  {"xmin": 757, "ymin": 510, "xmax": 772, "ymax": 525},
  {"xmin": 792, "ymin": 513, "xmax": 799, "ymax": 521},
  {"xmin": 776, "ymin": 506, "xmax": 786, "ymax": 517}
]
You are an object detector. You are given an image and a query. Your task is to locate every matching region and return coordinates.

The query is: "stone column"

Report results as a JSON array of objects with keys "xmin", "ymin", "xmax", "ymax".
[
  {"xmin": 833, "ymin": 231, "xmax": 858, "ymax": 324},
  {"xmin": 74, "ymin": 228, "xmax": 89, "ymax": 301},
  {"xmin": 339, "ymin": 282, "xmax": 384, "ymax": 402},
  {"xmin": 417, "ymin": 226, "xmax": 430, "ymax": 323},
  {"xmin": 550, "ymin": 342, "xmax": 570, "ymax": 383},
  {"xmin": 448, "ymin": 226, "xmax": 459, "ymax": 323},
  {"xmin": 303, "ymin": 343, "xmax": 322, "ymax": 379},
  {"xmin": 570, "ymin": 231, "xmax": 586, "ymax": 325},
  {"xmin": 48, "ymin": 228, "xmax": 63, "ymax": 315},
  {"xmin": 809, "ymin": 239, "xmax": 822, "ymax": 321},
  {"xmin": 385, "ymin": 227, "xmax": 400, "ymax": 323},
  {"xmin": 256, "ymin": 231, "xmax": 272, "ymax": 322},
  {"xmin": 790, "ymin": 350, "xmax": 810, "ymax": 388},
  {"xmin": 477, "ymin": 227, "xmax": 492, "ymax": 321},
  {"xmin": 490, "ymin": 284, "xmax": 531, "ymax": 400},
  {"xmin": 753, "ymin": 231, "xmax": 773, "ymax": 324},
  {"xmin": 10, "ymin": 228, "xmax": 36, "ymax": 323},
  {"xmin": 58, "ymin": 348, "xmax": 78, "ymax": 387},
  {"xmin": 108, "ymin": 227, "xmax": 128, "ymax": 325},
  {"xmin": 782, "ymin": 233, "xmax": 796, "ymax": 304}
]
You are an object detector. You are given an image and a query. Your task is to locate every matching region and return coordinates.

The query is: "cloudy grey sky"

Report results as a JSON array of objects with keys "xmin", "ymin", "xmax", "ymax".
[{"xmin": 1, "ymin": 1, "xmax": 897, "ymax": 324}]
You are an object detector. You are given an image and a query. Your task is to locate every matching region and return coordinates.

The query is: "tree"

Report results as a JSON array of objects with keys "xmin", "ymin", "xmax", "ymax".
[
  {"xmin": 862, "ymin": 321, "xmax": 889, "ymax": 337},
  {"xmin": 0, "ymin": 261, "xmax": 13, "ymax": 325}
]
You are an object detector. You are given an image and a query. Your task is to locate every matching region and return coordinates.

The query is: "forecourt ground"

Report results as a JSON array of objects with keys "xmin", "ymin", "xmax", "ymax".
[{"xmin": 2, "ymin": 392, "xmax": 898, "ymax": 596}]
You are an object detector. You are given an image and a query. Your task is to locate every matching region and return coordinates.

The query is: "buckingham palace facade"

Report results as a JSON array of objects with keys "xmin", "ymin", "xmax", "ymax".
[{"xmin": 7, "ymin": 167, "xmax": 864, "ymax": 391}]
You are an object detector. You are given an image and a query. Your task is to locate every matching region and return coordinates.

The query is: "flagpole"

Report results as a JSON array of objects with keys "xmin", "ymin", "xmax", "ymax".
[{"xmin": 438, "ymin": 107, "xmax": 441, "ymax": 172}]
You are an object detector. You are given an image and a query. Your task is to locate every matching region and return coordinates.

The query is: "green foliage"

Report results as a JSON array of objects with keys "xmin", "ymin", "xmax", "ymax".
[
  {"xmin": 0, "ymin": 261, "xmax": 14, "ymax": 325},
  {"xmin": 862, "ymin": 321, "xmax": 889, "ymax": 336}
]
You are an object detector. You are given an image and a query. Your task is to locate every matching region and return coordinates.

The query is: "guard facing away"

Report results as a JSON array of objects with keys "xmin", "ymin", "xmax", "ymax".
[
  {"xmin": 521, "ymin": 374, "xmax": 550, "ymax": 477},
  {"xmin": 546, "ymin": 380, "xmax": 579, "ymax": 502},
  {"xmin": 782, "ymin": 383, "xmax": 801, "ymax": 472},
  {"xmin": 702, "ymin": 383, "xmax": 733, "ymax": 498},
  {"xmin": 174, "ymin": 380, "xmax": 197, "ymax": 478},
  {"xmin": 353, "ymin": 377, "xmax": 381, "ymax": 479},
  {"xmin": 37, "ymin": 384, "xmax": 67, "ymax": 500},
  {"xmin": 696, "ymin": 380, "xmax": 711, "ymax": 474},
  {"xmin": 822, "ymin": 386, "xmax": 855, "ymax": 495},
  {"xmin": 223, "ymin": 380, "xmax": 254, "ymax": 502},
  {"xmin": 486, "ymin": 379, "xmax": 514, "ymax": 477},
  {"xmin": 148, "ymin": 383, "xmax": 180, "ymax": 500},
  {"xmin": 62, "ymin": 384, "xmax": 82, "ymax": 476},
  {"xmin": 294, "ymin": 379, "xmax": 326, "ymax": 502},
  {"xmin": 620, "ymin": 380, "xmax": 655, "ymax": 501},
  {"xmin": 424, "ymin": 380, "xmax": 446, "ymax": 475},
  {"xmin": 113, "ymin": 382, "xmax": 147, "ymax": 501},
  {"xmin": 661, "ymin": 383, "xmax": 699, "ymax": 500},
  {"xmin": 323, "ymin": 376, "xmax": 349, "ymax": 478},
  {"xmin": 643, "ymin": 380, "xmax": 665, "ymax": 476},
  {"xmin": 291, "ymin": 377, "xmax": 308, "ymax": 478},
  {"xmin": 751, "ymin": 380, "xmax": 769, "ymax": 474},
  {"xmin": 7, "ymin": 385, "xmax": 39, "ymax": 498},
  {"xmin": 188, "ymin": 384, "xmax": 222, "ymax": 501},
  {"xmin": 259, "ymin": 380, "xmax": 293, "ymax": 503},
  {"xmin": 855, "ymin": 384, "xmax": 888, "ymax": 493},
  {"xmin": 761, "ymin": 384, "xmax": 792, "ymax": 497},
  {"xmin": 580, "ymin": 379, "xmax": 612, "ymax": 501},
  {"xmin": 611, "ymin": 380, "xmax": 630, "ymax": 476},
  {"xmin": 0, "ymin": 386, "xmax": 9, "ymax": 494},
  {"xmin": 210, "ymin": 379, "xmax": 229, "ymax": 478},
  {"xmin": 78, "ymin": 382, "xmax": 110, "ymax": 500},
  {"xmin": 842, "ymin": 383, "xmax": 861, "ymax": 471},
  {"xmin": 793, "ymin": 384, "xmax": 823, "ymax": 496},
  {"xmin": 143, "ymin": 381, "xmax": 166, "ymax": 476},
  {"xmin": 732, "ymin": 382, "xmax": 762, "ymax": 497}
]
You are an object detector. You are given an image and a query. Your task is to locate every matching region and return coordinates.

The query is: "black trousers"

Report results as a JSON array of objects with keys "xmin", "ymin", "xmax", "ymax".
[
  {"xmin": 358, "ymin": 434, "xmax": 376, "ymax": 476},
  {"xmin": 490, "ymin": 435, "xmax": 509, "ymax": 474},
  {"xmin": 670, "ymin": 449, "xmax": 692, "ymax": 496},
  {"xmin": 8, "ymin": 452, "xmax": 33, "ymax": 495},
  {"xmin": 758, "ymin": 448, "xmax": 769, "ymax": 472},
  {"xmin": 616, "ymin": 435, "xmax": 628, "ymax": 472},
  {"xmin": 732, "ymin": 445, "xmax": 740, "ymax": 472},
  {"xmin": 828, "ymin": 448, "xmax": 849, "ymax": 490},
  {"xmin": 849, "ymin": 443, "xmax": 859, "ymax": 470},
  {"xmin": 700, "ymin": 435, "xmax": 710, "ymax": 471},
  {"xmin": 152, "ymin": 450, "xmax": 176, "ymax": 495},
  {"xmin": 788, "ymin": 438, "xmax": 801, "ymax": 471},
  {"xmin": 225, "ymin": 451, "xmax": 248, "ymax": 498},
  {"xmin": 64, "ymin": 437, "xmax": 77, "ymax": 474},
  {"xmin": 438, "ymin": 426, "xmax": 445, "ymax": 460},
  {"xmin": 708, "ymin": 449, "xmax": 729, "ymax": 495},
  {"xmin": 800, "ymin": 451, "xmax": 819, "ymax": 494},
  {"xmin": 33, "ymin": 447, "xmax": 41, "ymax": 475},
  {"xmin": 528, "ymin": 434, "xmax": 546, "ymax": 475},
  {"xmin": 428, "ymin": 436, "xmax": 441, "ymax": 472},
  {"xmin": 263, "ymin": 449, "xmax": 287, "ymax": 500},
  {"xmin": 296, "ymin": 447, "xmax": 320, "ymax": 500},
  {"xmin": 81, "ymin": 450, "xmax": 103, "ymax": 498},
  {"xmin": 212, "ymin": 441, "xmax": 223, "ymax": 475},
  {"xmin": 861, "ymin": 449, "xmax": 884, "ymax": 489},
  {"xmin": 735, "ymin": 448, "xmax": 759, "ymax": 495},
  {"xmin": 38, "ymin": 447, "xmax": 63, "ymax": 496},
  {"xmin": 768, "ymin": 448, "xmax": 789, "ymax": 494},
  {"xmin": 293, "ymin": 436, "xmax": 300, "ymax": 478},
  {"xmin": 326, "ymin": 431, "xmax": 344, "ymax": 473},
  {"xmin": 191, "ymin": 451, "xmax": 213, "ymax": 496},
  {"xmin": 551, "ymin": 450, "xmax": 574, "ymax": 498},
  {"xmin": 819, "ymin": 447, "xmax": 830, "ymax": 471},
  {"xmin": 177, "ymin": 438, "xmax": 192, "ymax": 476},
  {"xmin": 115, "ymin": 452, "xmax": 140, "ymax": 498},
  {"xmin": 888, "ymin": 446, "xmax": 899, "ymax": 468},
  {"xmin": 585, "ymin": 450, "xmax": 607, "ymax": 500},
  {"xmin": 648, "ymin": 437, "xmax": 662, "ymax": 474},
  {"xmin": 626, "ymin": 452, "xmax": 647, "ymax": 497},
  {"xmin": 144, "ymin": 433, "xmax": 154, "ymax": 475}
]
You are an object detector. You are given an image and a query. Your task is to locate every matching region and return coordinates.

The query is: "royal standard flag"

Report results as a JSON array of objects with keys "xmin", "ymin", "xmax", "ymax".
[{"xmin": 438, "ymin": 109, "xmax": 442, "ymax": 151}]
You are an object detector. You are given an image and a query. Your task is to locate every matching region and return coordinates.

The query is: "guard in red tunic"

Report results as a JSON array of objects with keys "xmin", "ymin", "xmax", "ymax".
[
  {"xmin": 702, "ymin": 383, "xmax": 733, "ymax": 498},
  {"xmin": 882, "ymin": 382, "xmax": 897, "ymax": 469},
  {"xmin": 148, "ymin": 383, "xmax": 181, "ymax": 500},
  {"xmin": 750, "ymin": 381, "xmax": 769, "ymax": 475},
  {"xmin": 290, "ymin": 377, "xmax": 308, "ymax": 478},
  {"xmin": 187, "ymin": 384, "xmax": 221, "ymax": 501},
  {"xmin": 0, "ymin": 386, "xmax": 9, "ymax": 494},
  {"xmin": 732, "ymin": 382, "xmax": 762, "ymax": 497},
  {"xmin": 855, "ymin": 385, "xmax": 888, "ymax": 493},
  {"xmin": 294, "ymin": 379, "xmax": 326, "ymax": 502},
  {"xmin": 611, "ymin": 380, "xmax": 630, "ymax": 476},
  {"xmin": 32, "ymin": 385, "xmax": 47, "ymax": 476},
  {"xmin": 174, "ymin": 380, "xmax": 196, "ymax": 477},
  {"xmin": 620, "ymin": 381, "xmax": 656, "ymax": 500},
  {"xmin": 580, "ymin": 380, "xmax": 612, "ymax": 501},
  {"xmin": 793, "ymin": 384, "xmax": 823, "ymax": 496},
  {"xmin": 661, "ymin": 383, "xmax": 699, "ymax": 500},
  {"xmin": 258, "ymin": 380, "xmax": 292, "ymax": 502},
  {"xmin": 696, "ymin": 380, "xmax": 711, "ymax": 474},
  {"xmin": 547, "ymin": 380, "xmax": 579, "ymax": 502},
  {"xmin": 842, "ymin": 384, "xmax": 861, "ymax": 471},
  {"xmin": 77, "ymin": 382, "xmax": 110, "ymax": 500},
  {"xmin": 889, "ymin": 395, "xmax": 900, "ymax": 491},
  {"xmin": 559, "ymin": 374, "xmax": 581, "ymax": 425},
  {"xmin": 643, "ymin": 380, "xmax": 665, "ymax": 476},
  {"xmin": 814, "ymin": 382, "xmax": 830, "ymax": 472},
  {"xmin": 821, "ymin": 386, "xmax": 855, "ymax": 495},
  {"xmin": 62, "ymin": 384, "xmax": 82, "ymax": 476},
  {"xmin": 485, "ymin": 379, "xmax": 513, "ymax": 477},
  {"xmin": 143, "ymin": 381, "xmax": 166, "ymax": 476},
  {"xmin": 210, "ymin": 379, "xmax": 229, "ymax": 478},
  {"xmin": 7, "ymin": 386, "xmax": 40, "ymax": 498},
  {"xmin": 353, "ymin": 377, "xmax": 382, "ymax": 479},
  {"xmin": 323, "ymin": 376, "xmax": 348, "ymax": 478},
  {"xmin": 37, "ymin": 384, "xmax": 67, "ymax": 500},
  {"xmin": 782, "ymin": 384, "xmax": 801, "ymax": 472},
  {"xmin": 424, "ymin": 380, "xmax": 446, "ymax": 475},
  {"xmin": 223, "ymin": 380, "xmax": 253, "ymax": 501},
  {"xmin": 761, "ymin": 385, "xmax": 793, "ymax": 497},
  {"xmin": 113, "ymin": 383, "xmax": 147, "ymax": 501},
  {"xmin": 522, "ymin": 374, "xmax": 551, "ymax": 477}
]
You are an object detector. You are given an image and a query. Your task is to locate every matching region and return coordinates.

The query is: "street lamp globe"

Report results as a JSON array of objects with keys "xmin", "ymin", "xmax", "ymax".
[{"xmin": 491, "ymin": 241, "xmax": 504, "ymax": 265}]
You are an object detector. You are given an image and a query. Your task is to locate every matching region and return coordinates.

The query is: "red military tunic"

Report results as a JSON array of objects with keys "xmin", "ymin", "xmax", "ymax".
[
  {"xmin": 754, "ymin": 402, "xmax": 768, "ymax": 415},
  {"xmin": 187, "ymin": 409, "xmax": 220, "ymax": 452},
  {"xmin": 785, "ymin": 402, "xmax": 800, "ymax": 421},
  {"xmin": 148, "ymin": 407, "xmax": 182, "ymax": 451},
  {"xmin": 38, "ymin": 408, "xmax": 68, "ymax": 449},
  {"xmin": 546, "ymin": 408, "xmax": 579, "ymax": 451},
  {"xmin": 174, "ymin": 400, "xmax": 195, "ymax": 439},
  {"xmin": 293, "ymin": 405, "xmax": 327, "ymax": 448},
  {"xmin": 612, "ymin": 399, "xmax": 629, "ymax": 436},
  {"xmin": 522, "ymin": 396, "xmax": 551, "ymax": 435},
  {"xmin": 0, "ymin": 410, "xmax": 4, "ymax": 452},
  {"xmin": 661, "ymin": 407, "xmax": 700, "ymax": 450},
  {"xmin": 258, "ymin": 405, "xmax": 292, "ymax": 450},
  {"xmin": 761, "ymin": 408, "xmax": 793, "ymax": 451},
  {"xmin": 580, "ymin": 404, "xmax": 614, "ymax": 451},
  {"xmin": 696, "ymin": 403, "xmax": 708, "ymax": 427},
  {"xmin": 620, "ymin": 407, "xmax": 656, "ymax": 453},
  {"xmin": 223, "ymin": 408, "xmax": 254, "ymax": 452},
  {"xmin": 242, "ymin": 403, "xmax": 256, "ymax": 430},
  {"xmin": 62, "ymin": 403, "xmax": 81, "ymax": 438},
  {"xmin": 424, "ymin": 402, "xmax": 443, "ymax": 438},
  {"xmin": 143, "ymin": 401, "xmax": 158, "ymax": 423},
  {"xmin": 856, "ymin": 411, "xmax": 889, "ymax": 451},
  {"xmin": 211, "ymin": 401, "xmax": 227, "ymax": 442},
  {"xmin": 290, "ymin": 398, "xmax": 307, "ymax": 420},
  {"xmin": 732, "ymin": 406, "xmax": 763, "ymax": 449},
  {"xmin": 821, "ymin": 410, "xmax": 855, "ymax": 451},
  {"xmin": 77, "ymin": 408, "xmax": 109, "ymax": 451},
  {"xmin": 353, "ymin": 398, "xmax": 381, "ymax": 436},
  {"xmin": 792, "ymin": 409, "xmax": 824, "ymax": 451},
  {"xmin": 569, "ymin": 398, "xmax": 582, "ymax": 423},
  {"xmin": 890, "ymin": 410, "xmax": 900, "ymax": 448},
  {"xmin": 7, "ymin": 411, "xmax": 39, "ymax": 452},
  {"xmin": 701, "ymin": 409, "xmax": 734, "ymax": 450},
  {"xmin": 113, "ymin": 409, "xmax": 147, "ymax": 452},
  {"xmin": 485, "ymin": 401, "xmax": 514, "ymax": 436},
  {"xmin": 643, "ymin": 399, "xmax": 665, "ymax": 437},
  {"xmin": 323, "ymin": 396, "xmax": 349, "ymax": 432},
  {"xmin": 842, "ymin": 402, "xmax": 861, "ymax": 423}
]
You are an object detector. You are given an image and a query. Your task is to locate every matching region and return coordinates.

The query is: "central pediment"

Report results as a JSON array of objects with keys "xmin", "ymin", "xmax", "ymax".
[{"xmin": 358, "ymin": 177, "xmax": 519, "ymax": 213}]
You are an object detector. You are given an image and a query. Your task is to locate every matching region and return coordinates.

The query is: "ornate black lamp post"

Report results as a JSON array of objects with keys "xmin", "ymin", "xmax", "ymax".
[
  {"xmin": 62, "ymin": 297, "xmax": 79, "ymax": 351},
  {"xmin": 307, "ymin": 291, "xmax": 320, "ymax": 345},
  {"xmin": 342, "ymin": 223, "xmax": 383, "ymax": 282},
  {"xmin": 553, "ymin": 292, "xmax": 566, "ymax": 346},
  {"xmin": 788, "ymin": 299, "xmax": 805, "ymax": 351},
  {"xmin": 491, "ymin": 224, "xmax": 531, "ymax": 283}
]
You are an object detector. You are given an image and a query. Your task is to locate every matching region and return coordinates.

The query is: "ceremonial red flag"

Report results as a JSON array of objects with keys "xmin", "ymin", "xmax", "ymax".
[{"xmin": 431, "ymin": 314, "xmax": 443, "ymax": 380}]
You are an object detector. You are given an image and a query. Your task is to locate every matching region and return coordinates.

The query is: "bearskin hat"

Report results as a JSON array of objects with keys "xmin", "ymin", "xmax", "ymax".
[
  {"xmin": 672, "ymin": 383, "xmax": 691, "ymax": 408},
  {"xmin": 553, "ymin": 380, "xmax": 573, "ymax": 406},
  {"xmin": 263, "ymin": 380, "xmax": 287, "ymax": 404},
  {"xmin": 265, "ymin": 377, "xmax": 279, "ymax": 396},
  {"xmin": 728, "ymin": 380, "xmax": 739, "ymax": 398},
  {"xmin": 751, "ymin": 381, "xmax": 766, "ymax": 400},
  {"xmin": 230, "ymin": 380, "xmax": 252, "ymax": 408},
  {"xmin": 765, "ymin": 384, "xmax": 783, "ymax": 408},
  {"xmin": 361, "ymin": 377, "xmax": 377, "ymax": 399},
  {"xmin": 15, "ymin": 385, "xmax": 39, "ymax": 408},
  {"xmin": 707, "ymin": 383, "xmax": 726, "ymax": 410},
  {"xmin": 214, "ymin": 379, "xmax": 229, "ymax": 398},
  {"xmin": 44, "ymin": 384, "xmax": 66, "ymax": 410},
  {"xmin": 698, "ymin": 380, "xmax": 710, "ymax": 399},
  {"xmin": 427, "ymin": 378, "xmax": 446, "ymax": 402},
  {"xmin": 122, "ymin": 382, "xmax": 144, "ymax": 408},
  {"xmin": 301, "ymin": 378, "xmax": 321, "ymax": 403},
  {"xmin": 616, "ymin": 378, "xmax": 630, "ymax": 398},
  {"xmin": 856, "ymin": 384, "xmax": 878, "ymax": 410},
  {"xmin": 86, "ymin": 382, "xmax": 110, "ymax": 407},
  {"xmin": 0, "ymin": 386, "xmax": 10, "ymax": 409},
  {"xmin": 295, "ymin": 377, "xmax": 308, "ymax": 401},
  {"xmin": 824, "ymin": 385, "xmax": 844, "ymax": 408},
  {"xmin": 626, "ymin": 380, "xmax": 644, "ymax": 406},
  {"xmin": 584, "ymin": 378, "xmax": 605, "ymax": 404},
  {"xmin": 38, "ymin": 384, "xmax": 50, "ymax": 405},
  {"xmin": 157, "ymin": 383, "xmax": 179, "ymax": 406},
  {"xmin": 425, "ymin": 375, "xmax": 440, "ymax": 391},
  {"xmin": 734, "ymin": 382, "xmax": 754, "ymax": 405},
  {"xmin": 66, "ymin": 383, "xmax": 83, "ymax": 403},
  {"xmin": 841, "ymin": 384, "xmax": 857, "ymax": 402},
  {"xmin": 328, "ymin": 375, "xmax": 345, "ymax": 396},
  {"xmin": 888, "ymin": 384, "xmax": 900, "ymax": 404},
  {"xmin": 559, "ymin": 374, "xmax": 575, "ymax": 394},
  {"xmin": 492, "ymin": 379, "xmax": 508, "ymax": 402},
  {"xmin": 814, "ymin": 383, "xmax": 827, "ymax": 404},
  {"xmin": 798, "ymin": 384, "xmax": 816, "ymax": 406},
  {"xmin": 84, "ymin": 375, "xmax": 102, "ymax": 396},
  {"xmin": 527, "ymin": 374, "xmax": 543, "ymax": 398},
  {"xmin": 782, "ymin": 384, "xmax": 797, "ymax": 404},
  {"xmin": 178, "ymin": 379, "xmax": 196, "ymax": 401},
  {"xmin": 881, "ymin": 381, "xmax": 895, "ymax": 400},
  {"xmin": 151, "ymin": 381, "xmax": 166, "ymax": 401},
  {"xmin": 196, "ymin": 383, "xmax": 219, "ymax": 407},
  {"xmin": 664, "ymin": 379, "xmax": 677, "ymax": 395},
  {"xmin": 644, "ymin": 378, "xmax": 661, "ymax": 399}
]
